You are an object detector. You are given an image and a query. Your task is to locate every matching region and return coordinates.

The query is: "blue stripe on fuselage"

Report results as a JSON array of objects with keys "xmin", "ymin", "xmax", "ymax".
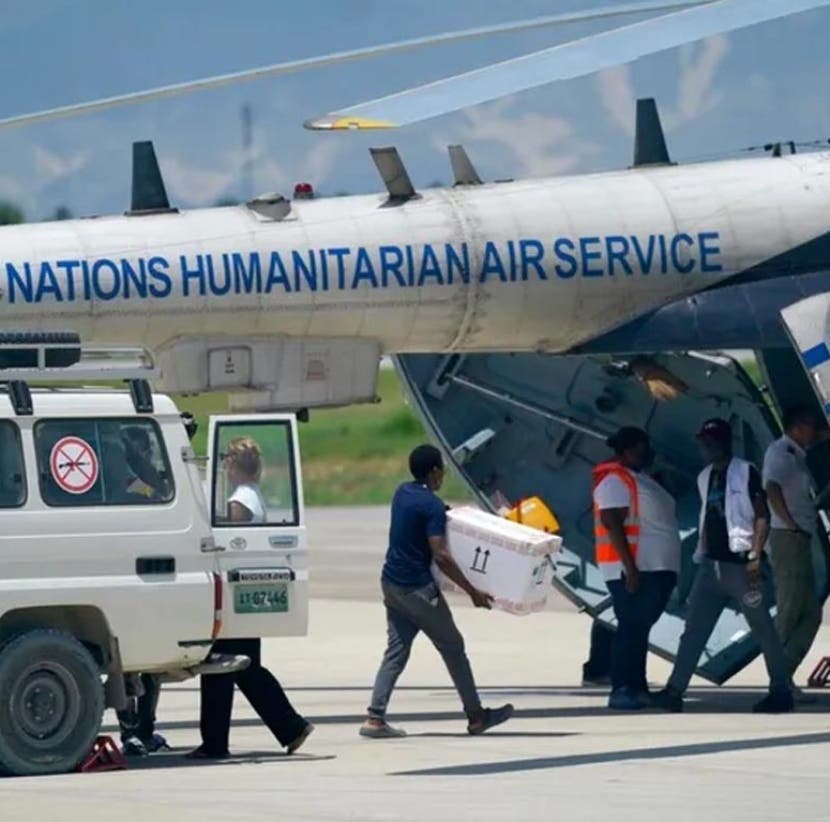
[{"xmin": 803, "ymin": 342, "xmax": 830, "ymax": 369}]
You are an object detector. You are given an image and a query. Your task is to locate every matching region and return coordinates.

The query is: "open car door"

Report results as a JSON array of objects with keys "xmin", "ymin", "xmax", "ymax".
[
  {"xmin": 206, "ymin": 414, "xmax": 308, "ymax": 639},
  {"xmin": 395, "ymin": 349, "xmax": 789, "ymax": 683}
]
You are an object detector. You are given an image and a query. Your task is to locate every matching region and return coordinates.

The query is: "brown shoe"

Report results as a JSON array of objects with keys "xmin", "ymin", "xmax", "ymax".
[{"xmin": 359, "ymin": 721, "xmax": 407, "ymax": 739}]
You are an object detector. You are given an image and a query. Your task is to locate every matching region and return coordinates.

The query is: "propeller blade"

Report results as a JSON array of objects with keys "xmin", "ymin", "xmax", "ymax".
[
  {"xmin": 306, "ymin": 0, "xmax": 830, "ymax": 130},
  {"xmin": 0, "ymin": 1, "xmax": 709, "ymax": 131}
]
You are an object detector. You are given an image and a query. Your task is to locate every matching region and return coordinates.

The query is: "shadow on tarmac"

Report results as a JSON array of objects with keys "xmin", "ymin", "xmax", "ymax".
[
  {"xmin": 390, "ymin": 731, "xmax": 830, "ymax": 776},
  {"xmin": 125, "ymin": 751, "xmax": 337, "ymax": 771},
  {"xmin": 101, "ymin": 685, "xmax": 830, "ymax": 738},
  {"xmin": 408, "ymin": 731, "xmax": 578, "ymax": 739}
]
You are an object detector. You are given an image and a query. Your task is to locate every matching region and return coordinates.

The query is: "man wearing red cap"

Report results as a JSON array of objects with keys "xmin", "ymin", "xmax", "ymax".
[{"xmin": 653, "ymin": 418, "xmax": 793, "ymax": 713}]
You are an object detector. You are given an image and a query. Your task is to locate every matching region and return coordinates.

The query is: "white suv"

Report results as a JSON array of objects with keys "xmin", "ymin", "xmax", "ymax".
[{"xmin": 0, "ymin": 335, "xmax": 308, "ymax": 776}]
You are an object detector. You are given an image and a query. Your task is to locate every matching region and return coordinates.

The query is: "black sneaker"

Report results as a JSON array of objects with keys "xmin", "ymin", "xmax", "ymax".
[
  {"xmin": 651, "ymin": 687, "xmax": 684, "ymax": 713},
  {"xmin": 752, "ymin": 691, "xmax": 794, "ymax": 714},
  {"xmin": 144, "ymin": 733, "xmax": 170, "ymax": 753},
  {"xmin": 122, "ymin": 735, "xmax": 149, "ymax": 757},
  {"xmin": 468, "ymin": 704, "xmax": 514, "ymax": 735}
]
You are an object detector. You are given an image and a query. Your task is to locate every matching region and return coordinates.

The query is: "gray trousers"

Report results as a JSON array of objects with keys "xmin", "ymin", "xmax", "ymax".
[
  {"xmin": 770, "ymin": 529, "xmax": 822, "ymax": 677},
  {"xmin": 668, "ymin": 559, "xmax": 790, "ymax": 695},
  {"xmin": 368, "ymin": 580, "xmax": 482, "ymax": 720}
]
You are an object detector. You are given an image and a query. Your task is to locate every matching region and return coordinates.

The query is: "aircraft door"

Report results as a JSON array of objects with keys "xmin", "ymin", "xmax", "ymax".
[
  {"xmin": 780, "ymin": 293, "xmax": 830, "ymax": 427},
  {"xmin": 779, "ymin": 293, "xmax": 830, "ymax": 575},
  {"xmin": 206, "ymin": 414, "xmax": 308, "ymax": 639},
  {"xmin": 395, "ymin": 350, "xmax": 786, "ymax": 683}
]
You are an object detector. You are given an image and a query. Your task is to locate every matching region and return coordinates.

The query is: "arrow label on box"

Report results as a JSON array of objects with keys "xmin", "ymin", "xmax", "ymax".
[{"xmin": 470, "ymin": 546, "xmax": 490, "ymax": 574}]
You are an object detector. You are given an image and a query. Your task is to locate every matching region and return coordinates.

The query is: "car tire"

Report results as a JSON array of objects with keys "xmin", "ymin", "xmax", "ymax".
[{"xmin": 0, "ymin": 629, "xmax": 104, "ymax": 776}]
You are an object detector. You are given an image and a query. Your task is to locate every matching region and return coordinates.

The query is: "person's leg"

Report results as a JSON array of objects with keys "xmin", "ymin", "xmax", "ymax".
[
  {"xmin": 196, "ymin": 639, "xmax": 239, "ymax": 755},
  {"xmin": 233, "ymin": 638, "xmax": 309, "ymax": 748},
  {"xmin": 583, "ymin": 621, "xmax": 613, "ymax": 683},
  {"xmin": 632, "ymin": 571, "xmax": 677, "ymax": 693},
  {"xmin": 607, "ymin": 578, "xmax": 642, "ymax": 697},
  {"xmin": 116, "ymin": 675, "xmax": 142, "ymax": 749},
  {"xmin": 393, "ymin": 583, "xmax": 483, "ymax": 719},
  {"xmin": 367, "ymin": 591, "xmax": 420, "ymax": 721},
  {"xmin": 719, "ymin": 562, "xmax": 790, "ymax": 696},
  {"xmin": 136, "ymin": 674, "xmax": 160, "ymax": 744},
  {"xmin": 770, "ymin": 530, "xmax": 821, "ymax": 678},
  {"xmin": 665, "ymin": 562, "xmax": 728, "ymax": 695}
]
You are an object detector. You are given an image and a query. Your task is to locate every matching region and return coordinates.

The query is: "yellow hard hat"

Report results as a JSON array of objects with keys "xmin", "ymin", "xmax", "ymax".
[{"xmin": 504, "ymin": 496, "xmax": 559, "ymax": 533}]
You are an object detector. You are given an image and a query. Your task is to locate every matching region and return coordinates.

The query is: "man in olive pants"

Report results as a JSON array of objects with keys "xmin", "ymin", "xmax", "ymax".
[{"xmin": 763, "ymin": 406, "xmax": 822, "ymax": 686}]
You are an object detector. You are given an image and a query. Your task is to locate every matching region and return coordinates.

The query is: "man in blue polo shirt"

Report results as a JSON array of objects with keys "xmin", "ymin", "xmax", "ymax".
[{"xmin": 360, "ymin": 444, "xmax": 513, "ymax": 739}]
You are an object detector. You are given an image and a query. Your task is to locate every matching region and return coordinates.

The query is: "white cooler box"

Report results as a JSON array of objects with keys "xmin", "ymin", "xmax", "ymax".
[{"xmin": 432, "ymin": 506, "xmax": 561, "ymax": 615}]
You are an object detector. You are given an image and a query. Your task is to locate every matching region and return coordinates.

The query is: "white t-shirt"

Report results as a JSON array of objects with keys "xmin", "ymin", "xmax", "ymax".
[
  {"xmin": 762, "ymin": 435, "xmax": 816, "ymax": 533},
  {"xmin": 229, "ymin": 483, "xmax": 267, "ymax": 524},
  {"xmin": 594, "ymin": 471, "xmax": 681, "ymax": 579}
]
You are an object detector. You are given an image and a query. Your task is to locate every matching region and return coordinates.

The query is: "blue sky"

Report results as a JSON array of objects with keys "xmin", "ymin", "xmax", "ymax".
[{"xmin": 0, "ymin": 0, "xmax": 828, "ymax": 218}]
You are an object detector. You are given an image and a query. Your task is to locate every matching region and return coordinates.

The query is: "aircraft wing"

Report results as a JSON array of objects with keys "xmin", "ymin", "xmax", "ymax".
[
  {"xmin": 0, "ymin": 1, "xmax": 707, "ymax": 131},
  {"xmin": 306, "ymin": 0, "xmax": 830, "ymax": 130}
]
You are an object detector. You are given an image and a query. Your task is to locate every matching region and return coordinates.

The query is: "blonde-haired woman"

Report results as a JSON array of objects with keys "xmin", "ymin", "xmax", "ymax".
[
  {"xmin": 224, "ymin": 437, "xmax": 268, "ymax": 523},
  {"xmin": 188, "ymin": 435, "xmax": 313, "ymax": 759}
]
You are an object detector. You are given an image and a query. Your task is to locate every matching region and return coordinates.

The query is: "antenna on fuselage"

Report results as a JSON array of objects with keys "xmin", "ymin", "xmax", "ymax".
[
  {"xmin": 370, "ymin": 146, "xmax": 418, "ymax": 204},
  {"xmin": 448, "ymin": 145, "xmax": 483, "ymax": 186},
  {"xmin": 632, "ymin": 98, "xmax": 672, "ymax": 167},
  {"xmin": 128, "ymin": 140, "xmax": 176, "ymax": 215},
  {"xmin": 768, "ymin": 141, "xmax": 797, "ymax": 157}
]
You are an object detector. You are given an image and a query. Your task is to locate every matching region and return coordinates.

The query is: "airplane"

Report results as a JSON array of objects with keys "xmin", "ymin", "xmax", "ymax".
[{"xmin": 2, "ymin": 0, "xmax": 830, "ymax": 685}]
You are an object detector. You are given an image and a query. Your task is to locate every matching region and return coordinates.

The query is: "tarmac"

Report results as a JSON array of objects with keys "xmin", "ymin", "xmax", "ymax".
[{"xmin": 5, "ymin": 506, "xmax": 830, "ymax": 821}]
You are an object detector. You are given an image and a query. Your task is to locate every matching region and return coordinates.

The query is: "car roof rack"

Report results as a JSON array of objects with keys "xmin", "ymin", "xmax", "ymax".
[{"xmin": 0, "ymin": 339, "xmax": 160, "ymax": 416}]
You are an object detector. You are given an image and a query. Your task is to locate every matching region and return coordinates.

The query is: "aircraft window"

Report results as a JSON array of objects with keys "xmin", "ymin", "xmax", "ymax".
[
  {"xmin": 34, "ymin": 419, "xmax": 174, "ymax": 507},
  {"xmin": 212, "ymin": 421, "xmax": 299, "ymax": 528},
  {"xmin": 0, "ymin": 421, "xmax": 26, "ymax": 508}
]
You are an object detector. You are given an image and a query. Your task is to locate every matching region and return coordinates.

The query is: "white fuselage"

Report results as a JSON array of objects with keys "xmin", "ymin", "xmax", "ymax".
[{"xmin": 2, "ymin": 152, "xmax": 829, "ymax": 354}]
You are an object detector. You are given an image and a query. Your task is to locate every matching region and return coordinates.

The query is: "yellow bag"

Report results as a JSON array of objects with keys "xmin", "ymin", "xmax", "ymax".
[{"xmin": 504, "ymin": 496, "xmax": 559, "ymax": 534}]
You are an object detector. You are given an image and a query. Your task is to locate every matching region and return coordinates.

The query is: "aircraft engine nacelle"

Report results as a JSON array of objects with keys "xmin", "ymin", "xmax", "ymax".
[{"xmin": 155, "ymin": 336, "xmax": 380, "ymax": 411}]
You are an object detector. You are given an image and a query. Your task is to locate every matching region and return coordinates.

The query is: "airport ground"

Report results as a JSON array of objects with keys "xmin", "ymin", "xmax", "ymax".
[{"xmin": 5, "ymin": 506, "xmax": 830, "ymax": 821}]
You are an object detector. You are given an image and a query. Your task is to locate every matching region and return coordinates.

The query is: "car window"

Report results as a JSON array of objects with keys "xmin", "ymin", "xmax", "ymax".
[
  {"xmin": 212, "ymin": 420, "xmax": 299, "ymax": 527},
  {"xmin": 0, "ymin": 421, "xmax": 26, "ymax": 507},
  {"xmin": 35, "ymin": 418, "xmax": 174, "ymax": 507}
]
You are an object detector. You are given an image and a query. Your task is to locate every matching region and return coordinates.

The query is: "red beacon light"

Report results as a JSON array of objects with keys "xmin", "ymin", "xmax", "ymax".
[{"xmin": 293, "ymin": 182, "xmax": 314, "ymax": 200}]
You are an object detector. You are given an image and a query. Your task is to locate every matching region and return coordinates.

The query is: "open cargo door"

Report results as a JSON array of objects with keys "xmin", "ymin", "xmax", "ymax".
[
  {"xmin": 781, "ymin": 293, "xmax": 830, "ymax": 424},
  {"xmin": 779, "ymin": 292, "xmax": 830, "ymax": 589},
  {"xmin": 395, "ymin": 350, "xmax": 783, "ymax": 683}
]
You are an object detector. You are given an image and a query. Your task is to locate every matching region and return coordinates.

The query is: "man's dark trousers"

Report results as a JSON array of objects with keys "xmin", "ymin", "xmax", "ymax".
[{"xmin": 368, "ymin": 581, "xmax": 482, "ymax": 720}]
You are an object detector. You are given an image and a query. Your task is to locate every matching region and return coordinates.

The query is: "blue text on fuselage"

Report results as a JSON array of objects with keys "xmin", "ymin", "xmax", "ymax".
[{"xmin": 3, "ymin": 232, "xmax": 722, "ymax": 304}]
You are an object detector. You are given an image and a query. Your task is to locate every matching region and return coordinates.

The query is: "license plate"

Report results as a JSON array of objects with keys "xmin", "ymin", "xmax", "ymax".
[{"xmin": 233, "ymin": 584, "xmax": 289, "ymax": 614}]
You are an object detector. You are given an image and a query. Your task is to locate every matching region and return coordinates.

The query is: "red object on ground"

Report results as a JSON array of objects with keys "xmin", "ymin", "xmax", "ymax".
[
  {"xmin": 808, "ymin": 657, "xmax": 830, "ymax": 688},
  {"xmin": 78, "ymin": 736, "xmax": 128, "ymax": 773}
]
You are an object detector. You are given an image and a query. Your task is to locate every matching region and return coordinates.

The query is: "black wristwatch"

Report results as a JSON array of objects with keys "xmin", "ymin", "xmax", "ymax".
[{"xmin": 747, "ymin": 550, "xmax": 760, "ymax": 562}]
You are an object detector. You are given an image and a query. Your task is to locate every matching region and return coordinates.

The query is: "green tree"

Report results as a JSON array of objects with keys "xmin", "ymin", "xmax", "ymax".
[
  {"xmin": 0, "ymin": 201, "xmax": 25, "ymax": 225},
  {"xmin": 53, "ymin": 205, "xmax": 73, "ymax": 221}
]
